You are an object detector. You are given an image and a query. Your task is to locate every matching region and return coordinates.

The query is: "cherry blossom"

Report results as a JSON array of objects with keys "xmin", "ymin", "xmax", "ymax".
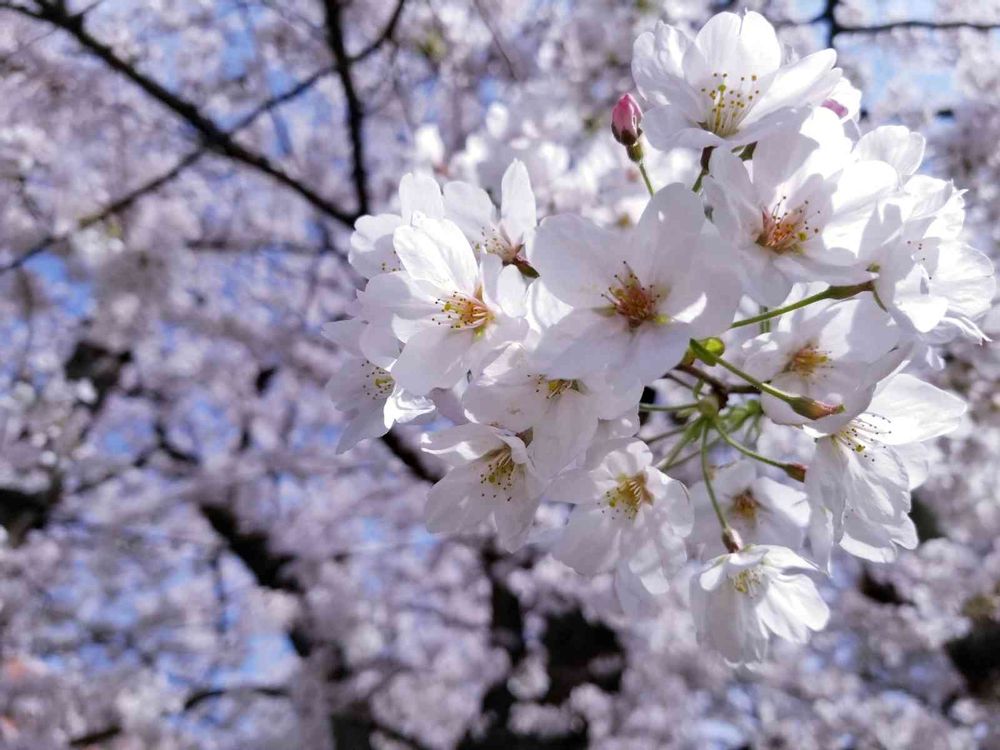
[
  {"xmin": 548, "ymin": 440, "xmax": 692, "ymax": 613},
  {"xmin": 361, "ymin": 215, "xmax": 527, "ymax": 394},
  {"xmin": 691, "ymin": 545, "xmax": 830, "ymax": 666},
  {"xmin": 422, "ymin": 423, "xmax": 547, "ymax": 550},
  {"xmin": 323, "ymin": 319, "xmax": 434, "ymax": 453},
  {"xmin": 443, "ymin": 159, "xmax": 537, "ymax": 268},
  {"xmin": 462, "ymin": 343, "xmax": 638, "ymax": 473},
  {"xmin": 633, "ymin": 11, "xmax": 840, "ymax": 150},
  {"xmin": 2, "ymin": 2, "xmax": 998, "ymax": 746},
  {"xmin": 349, "ymin": 172, "xmax": 445, "ymax": 278},
  {"xmin": 704, "ymin": 107, "xmax": 898, "ymax": 305},
  {"xmin": 741, "ymin": 298, "xmax": 901, "ymax": 426},
  {"xmin": 689, "ymin": 461, "xmax": 808, "ymax": 555},
  {"xmin": 528, "ymin": 184, "xmax": 740, "ymax": 391},
  {"xmin": 805, "ymin": 373, "xmax": 967, "ymax": 568}
]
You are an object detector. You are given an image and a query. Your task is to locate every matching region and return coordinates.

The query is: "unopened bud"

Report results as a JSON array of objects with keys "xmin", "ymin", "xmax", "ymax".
[
  {"xmin": 822, "ymin": 98, "xmax": 849, "ymax": 119},
  {"xmin": 828, "ymin": 281, "xmax": 874, "ymax": 299},
  {"xmin": 611, "ymin": 93, "xmax": 643, "ymax": 147},
  {"xmin": 691, "ymin": 339, "xmax": 721, "ymax": 366},
  {"xmin": 783, "ymin": 462, "xmax": 807, "ymax": 482},
  {"xmin": 699, "ymin": 337, "xmax": 725, "ymax": 359},
  {"xmin": 722, "ymin": 527, "xmax": 743, "ymax": 553},
  {"xmin": 788, "ymin": 396, "xmax": 844, "ymax": 420}
]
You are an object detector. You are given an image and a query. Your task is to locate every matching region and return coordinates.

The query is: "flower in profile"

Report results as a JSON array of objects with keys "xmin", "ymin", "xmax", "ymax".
[
  {"xmin": 443, "ymin": 159, "xmax": 537, "ymax": 267},
  {"xmin": 690, "ymin": 545, "xmax": 829, "ymax": 665},
  {"xmin": 853, "ymin": 129, "xmax": 996, "ymax": 345},
  {"xmin": 632, "ymin": 11, "xmax": 840, "ymax": 150}
]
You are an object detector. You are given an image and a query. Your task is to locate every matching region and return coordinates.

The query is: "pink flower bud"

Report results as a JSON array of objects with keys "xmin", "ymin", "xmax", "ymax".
[
  {"xmin": 611, "ymin": 93, "xmax": 643, "ymax": 146},
  {"xmin": 821, "ymin": 98, "xmax": 849, "ymax": 119}
]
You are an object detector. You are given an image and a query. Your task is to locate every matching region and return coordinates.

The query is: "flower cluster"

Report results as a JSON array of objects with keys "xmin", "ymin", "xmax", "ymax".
[{"xmin": 330, "ymin": 11, "xmax": 994, "ymax": 667}]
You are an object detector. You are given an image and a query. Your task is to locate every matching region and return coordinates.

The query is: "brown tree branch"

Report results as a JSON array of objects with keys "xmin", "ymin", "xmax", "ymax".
[
  {"xmin": 0, "ymin": 64, "xmax": 335, "ymax": 274},
  {"xmin": 322, "ymin": 0, "xmax": 370, "ymax": 215},
  {"xmin": 348, "ymin": 0, "xmax": 407, "ymax": 63},
  {"xmin": 10, "ymin": 1, "xmax": 357, "ymax": 226}
]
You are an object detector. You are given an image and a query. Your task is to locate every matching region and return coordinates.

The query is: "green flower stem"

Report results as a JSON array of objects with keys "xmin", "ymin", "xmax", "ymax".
[
  {"xmin": 638, "ymin": 402, "xmax": 699, "ymax": 413},
  {"xmin": 710, "ymin": 417, "xmax": 804, "ymax": 482},
  {"xmin": 688, "ymin": 339, "xmax": 842, "ymax": 419},
  {"xmin": 691, "ymin": 168, "xmax": 707, "ymax": 193},
  {"xmin": 657, "ymin": 419, "xmax": 703, "ymax": 470},
  {"xmin": 700, "ymin": 422, "xmax": 731, "ymax": 533},
  {"xmin": 689, "ymin": 339, "xmax": 793, "ymax": 401},
  {"xmin": 663, "ymin": 433, "xmax": 724, "ymax": 471},
  {"xmin": 730, "ymin": 282, "xmax": 873, "ymax": 329},
  {"xmin": 638, "ymin": 159, "xmax": 656, "ymax": 196},
  {"xmin": 643, "ymin": 425, "xmax": 688, "ymax": 444}
]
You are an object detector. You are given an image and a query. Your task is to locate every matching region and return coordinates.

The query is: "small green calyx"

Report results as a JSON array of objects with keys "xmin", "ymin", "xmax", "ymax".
[
  {"xmin": 697, "ymin": 395, "xmax": 720, "ymax": 419},
  {"xmin": 691, "ymin": 337, "xmax": 723, "ymax": 365}
]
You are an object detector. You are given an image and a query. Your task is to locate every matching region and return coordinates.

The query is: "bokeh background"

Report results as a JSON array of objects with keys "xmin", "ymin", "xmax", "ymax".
[{"xmin": 1, "ymin": 1, "xmax": 999, "ymax": 748}]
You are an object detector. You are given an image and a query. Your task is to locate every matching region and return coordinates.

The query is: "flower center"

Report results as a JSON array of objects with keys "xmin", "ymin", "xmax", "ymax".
[
  {"xmin": 479, "ymin": 447, "xmax": 519, "ymax": 500},
  {"xmin": 731, "ymin": 490, "xmax": 759, "ymax": 523},
  {"xmin": 360, "ymin": 361, "xmax": 394, "ymax": 401},
  {"xmin": 730, "ymin": 567, "xmax": 764, "ymax": 596},
  {"xmin": 435, "ymin": 286, "xmax": 493, "ymax": 332},
  {"xmin": 835, "ymin": 414, "xmax": 892, "ymax": 456},
  {"xmin": 602, "ymin": 263, "xmax": 666, "ymax": 329},
  {"xmin": 699, "ymin": 72, "xmax": 761, "ymax": 137},
  {"xmin": 478, "ymin": 226, "xmax": 522, "ymax": 264},
  {"xmin": 533, "ymin": 376, "xmax": 578, "ymax": 399},
  {"xmin": 757, "ymin": 197, "xmax": 820, "ymax": 255},
  {"xmin": 604, "ymin": 473, "xmax": 651, "ymax": 521},
  {"xmin": 786, "ymin": 343, "xmax": 829, "ymax": 377}
]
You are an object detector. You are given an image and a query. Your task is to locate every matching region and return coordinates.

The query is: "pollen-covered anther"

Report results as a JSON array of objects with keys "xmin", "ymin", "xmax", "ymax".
[
  {"xmin": 834, "ymin": 415, "xmax": 892, "ymax": 457},
  {"xmin": 786, "ymin": 343, "xmax": 830, "ymax": 377},
  {"xmin": 699, "ymin": 71, "xmax": 762, "ymax": 137},
  {"xmin": 360, "ymin": 361, "xmax": 394, "ymax": 400},
  {"xmin": 757, "ymin": 199, "xmax": 820, "ymax": 255},
  {"xmin": 478, "ymin": 227, "xmax": 521, "ymax": 264},
  {"xmin": 602, "ymin": 263, "xmax": 664, "ymax": 329},
  {"xmin": 604, "ymin": 473, "xmax": 652, "ymax": 520},
  {"xmin": 730, "ymin": 567, "xmax": 764, "ymax": 596},
  {"xmin": 435, "ymin": 289, "xmax": 493, "ymax": 330},
  {"xmin": 479, "ymin": 447, "xmax": 518, "ymax": 500},
  {"xmin": 731, "ymin": 490, "xmax": 759, "ymax": 523},
  {"xmin": 545, "ymin": 378, "xmax": 576, "ymax": 398}
]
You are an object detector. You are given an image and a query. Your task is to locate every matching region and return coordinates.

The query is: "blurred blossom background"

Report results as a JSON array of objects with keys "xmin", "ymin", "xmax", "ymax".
[{"xmin": 0, "ymin": 0, "xmax": 999, "ymax": 748}]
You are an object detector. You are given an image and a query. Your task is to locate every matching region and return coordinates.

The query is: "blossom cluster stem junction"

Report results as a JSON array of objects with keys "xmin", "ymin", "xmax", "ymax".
[{"xmin": 689, "ymin": 339, "xmax": 843, "ymax": 420}]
